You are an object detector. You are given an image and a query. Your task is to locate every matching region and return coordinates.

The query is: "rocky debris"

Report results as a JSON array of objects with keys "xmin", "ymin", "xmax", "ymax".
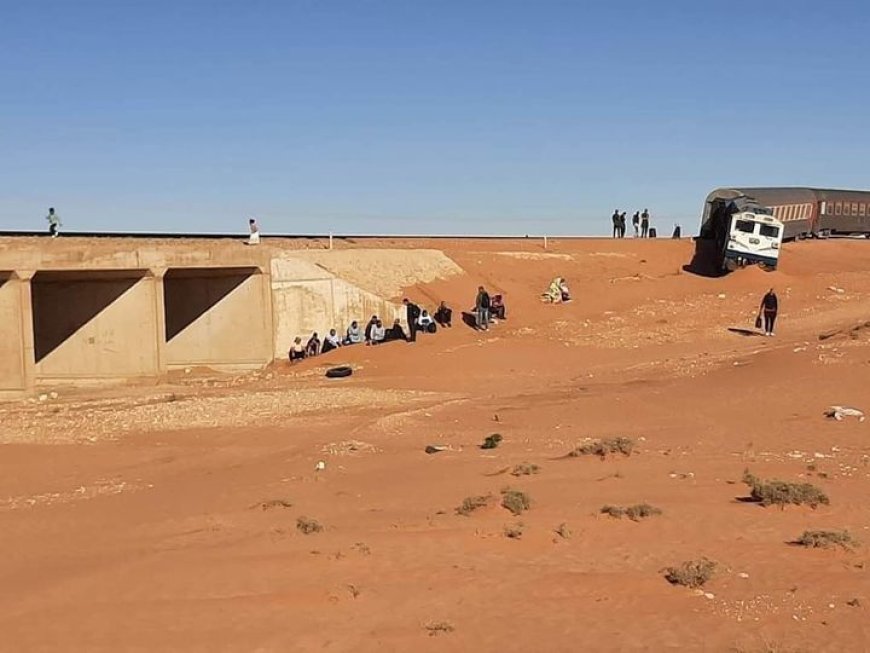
[{"xmin": 824, "ymin": 405, "xmax": 865, "ymax": 422}]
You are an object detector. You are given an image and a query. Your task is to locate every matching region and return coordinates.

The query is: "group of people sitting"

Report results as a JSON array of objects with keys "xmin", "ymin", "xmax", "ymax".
[{"xmin": 288, "ymin": 300, "xmax": 457, "ymax": 362}]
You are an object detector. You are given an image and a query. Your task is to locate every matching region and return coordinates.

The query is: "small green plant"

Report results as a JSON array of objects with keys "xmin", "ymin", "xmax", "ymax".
[
  {"xmin": 481, "ymin": 433, "xmax": 503, "ymax": 449},
  {"xmin": 510, "ymin": 462, "xmax": 540, "ymax": 476},
  {"xmin": 570, "ymin": 437, "xmax": 634, "ymax": 459},
  {"xmin": 296, "ymin": 516, "xmax": 323, "ymax": 534},
  {"xmin": 501, "ymin": 488, "xmax": 531, "ymax": 515},
  {"xmin": 456, "ymin": 495, "xmax": 491, "ymax": 516},
  {"xmin": 600, "ymin": 503, "xmax": 662, "ymax": 521},
  {"xmin": 743, "ymin": 470, "xmax": 829, "ymax": 509},
  {"xmin": 793, "ymin": 530, "xmax": 856, "ymax": 550},
  {"xmin": 663, "ymin": 558, "xmax": 716, "ymax": 588}
]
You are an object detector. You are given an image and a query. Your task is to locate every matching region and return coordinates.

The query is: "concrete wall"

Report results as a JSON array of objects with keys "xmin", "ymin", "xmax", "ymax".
[
  {"xmin": 163, "ymin": 269, "xmax": 272, "ymax": 370},
  {"xmin": 271, "ymin": 257, "xmax": 403, "ymax": 357},
  {"xmin": 31, "ymin": 272, "xmax": 160, "ymax": 381},
  {"xmin": 0, "ymin": 274, "xmax": 25, "ymax": 392}
]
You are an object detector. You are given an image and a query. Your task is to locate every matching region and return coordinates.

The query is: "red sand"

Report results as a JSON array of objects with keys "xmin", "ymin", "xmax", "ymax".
[{"xmin": 2, "ymin": 237, "xmax": 870, "ymax": 652}]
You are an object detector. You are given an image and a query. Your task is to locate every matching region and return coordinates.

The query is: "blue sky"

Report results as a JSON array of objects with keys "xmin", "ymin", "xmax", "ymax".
[{"xmin": 1, "ymin": 0, "xmax": 868, "ymax": 235}]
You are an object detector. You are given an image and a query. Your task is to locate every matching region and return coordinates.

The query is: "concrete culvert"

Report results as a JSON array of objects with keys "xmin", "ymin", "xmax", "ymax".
[{"xmin": 325, "ymin": 366, "xmax": 353, "ymax": 379}]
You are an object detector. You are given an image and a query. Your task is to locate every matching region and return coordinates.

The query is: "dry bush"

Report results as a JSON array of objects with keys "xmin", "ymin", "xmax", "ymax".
[
  {"xmin": 570, "ymin": 437, "xmax": 634, "ymax": 459},
  {"xmin": 743, "ymin": 470, "xmax": 829, "ymax": 509},
  {"xmin": 504, "ymin": 524, "xmax": 524, "ymax": 539},
  {"xmin": 425, "ymin": 621, "xmax": 455, "ymax": 636},
  {"xmin": 793, "ymin": 530, "xmax": 857, "ymax": 550},
  {"xmin": 601, "ymin": 503, "xmax": 662, "ymax": 521},
  {"xmin": 258, "ymin": 498, "xmax": 293, "ymax": 510},
  {"xmin": 296, "ymin": 516, "xmax": 323, "ymax": 534},
  {"xmin": 554, "ymin": 523, "xmax": 572, "ymax": 539},
  {"xmin": 663, "ymin": 558, "xmax": 716, "ymax": 588},
  {"xmin": 501, "ymin": 488, "xmax": 531, "ymax": 516},
  {"xmin": 456, "ymin": 495, "xmax": 491, "ymax": 516},
  {"xmin": 481, "ymin": 433, "xmax": 503, "ymax": 450},
  {"xmin": 510, "ymin": 462, "xmax": 540, "ymax": 476}
]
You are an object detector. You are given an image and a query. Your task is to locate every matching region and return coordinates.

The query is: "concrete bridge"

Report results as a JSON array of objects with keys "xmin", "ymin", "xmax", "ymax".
[{"xmin": 0, "ymin": 237, "xmax": 428, "ymax": 398}]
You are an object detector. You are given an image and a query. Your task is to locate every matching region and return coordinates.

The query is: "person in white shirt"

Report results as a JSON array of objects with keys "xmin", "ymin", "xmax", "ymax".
[
  {"xmin": 345, "ymin": 321, "xmax": 364, "ymax": 344},
  {"xmin": 417, "ymin": 309, "xmax": 436, "ymax": 333},
  {"xmin": 321, "ymin": 328, "xmax": 342, "ymax": 354},
  {"xmin": 247, "ymin": 218, "xmax": 260, "ymax": 245},
  {"xmin": 369, "ymin": 319, "xmax": 386, "ymax": 345}
]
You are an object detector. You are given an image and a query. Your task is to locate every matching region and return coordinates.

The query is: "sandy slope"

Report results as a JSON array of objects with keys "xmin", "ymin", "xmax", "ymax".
[{"xmin": 1, "ymin": 237, "xmax": 870, "ymax": 652}]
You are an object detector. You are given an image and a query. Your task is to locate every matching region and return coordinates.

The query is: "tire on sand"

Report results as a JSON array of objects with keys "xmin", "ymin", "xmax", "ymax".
[{"xmin": 325, "ymin": 366, "xmax": 353, "ymax": 379}]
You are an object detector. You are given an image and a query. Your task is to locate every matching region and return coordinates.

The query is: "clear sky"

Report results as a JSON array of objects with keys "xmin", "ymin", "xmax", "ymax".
[{"xmin": 1, "ymin": 0, "xmax": 868, "ymax": 236}]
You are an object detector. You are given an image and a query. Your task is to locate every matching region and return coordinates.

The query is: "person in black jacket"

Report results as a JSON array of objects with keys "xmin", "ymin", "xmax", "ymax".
[
  {"xmin": 758, "ymin": 288, "xmax": 778, "ymax": 336},
  {"xmin": 475, "ymin": 286, "xmax": 491, "ymax": 331},
  {"xmin": 403, "ymin": 298, "xmax": 421, "ymax": 342}
]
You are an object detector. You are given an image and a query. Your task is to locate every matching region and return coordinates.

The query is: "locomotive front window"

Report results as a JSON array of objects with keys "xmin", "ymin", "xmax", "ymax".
[
  {"xmin": 759, "ymin": 224, "xmax": 780, "ymax": 239},
  {"xmin": 734, "ymin": 220, "xmax": 756, "ymax": 233}
]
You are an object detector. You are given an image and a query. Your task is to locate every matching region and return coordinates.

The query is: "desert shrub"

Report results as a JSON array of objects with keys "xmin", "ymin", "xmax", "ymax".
[
  {"xmin": 296, "ymin": 516, "xmax": 323, "ymax": 534},
  {"xmin": 554, "ymin": 523, "xmax": 572, "ymax": 539},
  {"xmin": 501, "ymin": 488, "xmax": 531, "ymax": 516},
  {"xmin": 425, "ymin": 621, "xmax": 455, "ymax": 636},
  {"xmin": 456, "ymin": 495, "xmax": 491, "ymax": 516},
  {"xmin": 259, "ymin": 499, "xmax": 293, "ymax": 510},
  {"xmin": 664, "ymin": 558, "xmax": 716, "ymax": 588},
  {"xmin": 504, "ymin": 524, "xmax": 524, "ymax": 539},
  {"xmin": 743, "ymin": 470, "xmax": 829, "ymax": 509},
  {"xmin": 570, "ymin": 437, "xmax": 634, "ymax": 459},
  {"xmin": 481, "ymin": 433, "xmax": 503, "ymax": 450},
  {"xmin": 793, "ymin": 530, "xmax": 856, "ymax": 550},
  {"xmin": 510, "ymin": 462, "xmax": 540, "ymax": 476},
  {"xmin": 601, "ymin": 503, "xmax": 662, "ymax": 521}
]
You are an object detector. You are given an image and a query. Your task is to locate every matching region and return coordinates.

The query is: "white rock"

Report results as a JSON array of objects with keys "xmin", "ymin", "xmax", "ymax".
[
  {"xmin": 738, "ymin": 572, "xmax": 749, "ymax": 579},
  {"xmin": 49, "ymin": 391, "xmax": 59, "ymax": 399},
  {"xmin": 314, "ymin": 461, "xmax": 326, "ymax": 471},
  {"xmin": 704, "ymin": 592, "xmax": 715, "ymax": 600},
  {"xmin": 38, "ymin": 394, "xmax": 48, "ymax": 402}
]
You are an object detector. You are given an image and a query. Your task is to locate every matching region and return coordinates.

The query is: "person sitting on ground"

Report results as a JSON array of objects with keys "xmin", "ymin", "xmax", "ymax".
[
  {"xmin": 305, "ymin": 332, "xmax": 321, "ymax": 357},
  {"xmin": 345, "ymin": 320, "xmax": 364, "ymax": 345},
  {"xmin": 545, "ymin": 277, "xmax": 563, "ymax": 303},
  {"xmin": 417, "ymin": 309, "xmax": 436, "ymax": 333},
  {"xmin": 559, "ymin": 278, "xmax": 571, "ymax": 302},
  {"xmin": 289, "ymin": 336, "xmax": 306, "ymax": 363},
  {"xmin": 434, "ymin": 301, "xmax": 453, "ymax": 327},
  {"xmin": 364, "ymin": 315, "xmax": 378, "ymax": 343},
  {"xmin": 490, "ymin": 294, "xmax": 506, "ymax": 320},
  {"xmin": 385, "ymin": 318, "xmax": 407, "ymax": 342},
  {"xmin": 369, "ymin": 319, "xmax": 386, "ymax": 345},
  {"xmin": 321, "ymin": 328, "xmax": 342, "ymax": 354},
  {"xmin": 247, "ymin": 218, "xmax": 260, "ymax": 245}
]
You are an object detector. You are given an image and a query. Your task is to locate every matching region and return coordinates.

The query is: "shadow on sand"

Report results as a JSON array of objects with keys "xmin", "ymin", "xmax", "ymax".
[
  {"xmin": 681, "ymin": 238, "xmax": 725, "ymax": 278},
  {"xmin": 727, "ymin": 327, "xmax": 763, "ymax": 338}
]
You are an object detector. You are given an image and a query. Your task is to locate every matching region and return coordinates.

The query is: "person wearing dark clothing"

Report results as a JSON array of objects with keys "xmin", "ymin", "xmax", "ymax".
[
  {"xmin": 632, "ymin": 211, "xmax": 640, "ymax": 237},
  {"xmin": 490, "ymin": 294, "xmax": 506, "ymax": 320},
  {"xmin": 611, "ymin": 210, "xmax": 620, "ymax": 238},
  {"xmin": 475, "ymin": 286, "xmax": 491, "ymax": 331},
  {"xmin": 305, "ymin": 332, "xmax": 321, "ymax": 357},
  {"xmin": 758, "ymin": 289, "xmax": 779, "ymax": 336},
  {"xmin": 641, "ymin": 209, "xmax": 650, "ymax": 238},
  {"xmin": 434, "ymin": 301, "xmax": 453, "ymax": 327},
  {"xmin": 619, "ymin": 212, "xmax": 627, "ymax": 238},
  {"xmin": 385, "ymin": 319, "xmax": 407, "ymax": 342},
  {"xmin": 403, "ymin": 298, "xmax": 421, "ymax": 342},
  {"xmin": 364, "ymin": 315, "xmax": 378, "ymax": 343}
]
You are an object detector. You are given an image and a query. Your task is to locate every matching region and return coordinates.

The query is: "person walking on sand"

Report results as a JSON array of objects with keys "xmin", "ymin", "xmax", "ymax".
[
  {"xmin": 758, "ymin": 288, "xmax": 778, "ymax": 336},
  {"xmin": 247, "ymin": 218, "xmax": 260, "ymax": 245},
  {"xmin": 611, "ymin": 210, "xmax": 620, "ymax": 238},
  {"xmin": 632, "ymin": 211, "xmax": 640, "ymax": 237},
  {"xmin": 641, "ymin": 209, "xmax": 650, "ymax": 238},
  {"xmin": 475, "ymin": 286, "xmax": 491, "ymax": 331},
  {"xmin": 619, "ymin": 212, "xmax": 627, "ymax": 238},
  {"xmin": 46, "ymin": 207, "xmax": 62, "ymax": 237}
]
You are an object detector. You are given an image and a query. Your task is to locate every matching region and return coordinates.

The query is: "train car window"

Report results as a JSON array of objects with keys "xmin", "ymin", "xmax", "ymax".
[
  {"xmin": 820, "ymin": 201, "xmax": 827, "ymax": 215},
  {"xmin": 759, "ymin": 224, "xmax": 780, "ymax": 238},
  {"xmin": 835, "ymin": 202, "xmax": 842, "ymax": 215},
  {"xmin": 734, "ymin": 220, "xmax": 756, "ymax": 233},
  {"xmin": 852, "ymin": 203, "xmax": 859, "ymax": 216}
]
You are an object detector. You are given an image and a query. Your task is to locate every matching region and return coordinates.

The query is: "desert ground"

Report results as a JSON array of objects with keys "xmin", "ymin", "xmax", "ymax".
[{"xmin": 2, "ymin": 236, "xmax": 870, "ymax": 652}]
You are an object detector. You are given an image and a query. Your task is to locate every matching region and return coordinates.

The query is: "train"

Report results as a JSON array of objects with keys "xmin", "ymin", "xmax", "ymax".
[{"xmin": 701, "ymin": 187, "xmax": 870, "ymax": 241}]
